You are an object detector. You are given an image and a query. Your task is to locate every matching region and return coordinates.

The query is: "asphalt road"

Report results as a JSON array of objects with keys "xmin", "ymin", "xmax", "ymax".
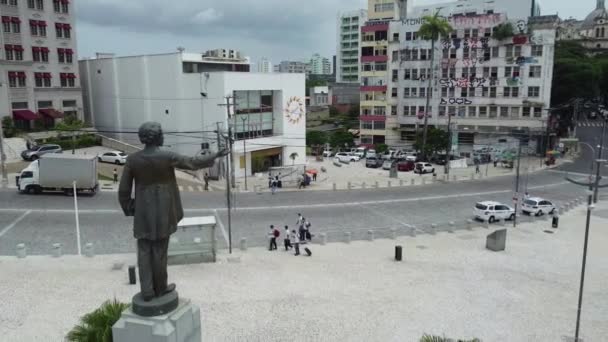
[
  {"xmin": 556, "ymin": 120, "xmax": 608, "ymax": 177},
  {"xmin": 0, "ymin": 168, "xmax": 597, "ymax": 256}
]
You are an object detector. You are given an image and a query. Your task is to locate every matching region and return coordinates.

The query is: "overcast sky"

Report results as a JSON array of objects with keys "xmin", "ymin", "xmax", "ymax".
[{"xmin": 76, "ymin": 0, "xmax": 594, "ymax": 67}]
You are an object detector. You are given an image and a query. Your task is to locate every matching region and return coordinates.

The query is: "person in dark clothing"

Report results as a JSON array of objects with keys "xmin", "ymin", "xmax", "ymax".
[
  {"xmin": 113, "ymin": 168, "xmax": 118, "ymax": 184},
  {"xmin": 204, "ymin": 173, "xmax": 209, "ymax": 191},
  {"xmin": 284, "ymin": 225, "xmax": 292, "ymax": 250},
  {"xmin": 292, "ymin": 229, "xmax": 300, "ymax": 256},
  {"xmin": 312, "ymin": 172, "xmax": 317, "ymax": 181},
  {"xmin": 298, "ymin": 218, "xmax": 306, "ymax": 242},
  {"xmin": 268, "ymin": 225, "xmax": 278, "ymax": 251}
]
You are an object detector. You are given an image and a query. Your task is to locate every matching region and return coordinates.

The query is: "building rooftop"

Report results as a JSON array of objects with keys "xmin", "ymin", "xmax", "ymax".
[{"xmin": 582, "ymin": 0, "xmax": 608, "ymax": 29}]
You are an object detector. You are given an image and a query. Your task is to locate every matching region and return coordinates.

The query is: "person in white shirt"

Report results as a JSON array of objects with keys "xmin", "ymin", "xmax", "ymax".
[
  {"xmin": 284, "ymin": 225, "xmax": 292, "ymax": 250},
  {"xmin": 291, "ymin": 229, "xmax": 300, "ymax": 256}
]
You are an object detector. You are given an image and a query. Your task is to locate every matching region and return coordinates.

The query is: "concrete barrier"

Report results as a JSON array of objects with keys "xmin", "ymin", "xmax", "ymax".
[
  {"xmin": 470, "ymin": 174, "xmax": 475, "ymax": 180},
  {"xmin": 483, "ymin": 220, "xmax": 490, "ymax": 229},
  {"xmin": 239, "ymin": 237, "xmax": 247, "ymax": 251},
  {"xmin": 409, "ymin": 226, "xmax": 417, "ymax": 237},
  {"xmin": 430, "ymin": 224, "xmax": 437, "ymax": 235},
  {"xmin": 367, "ymin": 230, "xmax": 374, "ymax": 241},
  {"xmin": 400, "ymin": 180, "xmax": 404, "ymax": 187},
  {"xmin": 389, "ymin": 228, "xmax": 397, "ymax": 239},
  {"xmin": 410, "ymin": 179, "xmax": 415, "ymax": 186},
  {"xmin": 16, "ymin": 243, "xmax": 26, "ymax": 258},
  {"xmin": 362, "ymin": 182, "xmax": 367, "ymax": 189},
  {"xmin": 375, "ymin": 181, "xmax": 379, "ymax": 188},
  {"xmin": 84, "ymin": 243, "xmax": 94, "ymax": 258},
  {"xmin": 499, "ymin": 218, "xmax": 506, "ymax": 227},
  {"xmin": 559, "ymin": 207, "xmax": 564, "ymax": 215},
  {"xmin": 332, "ymin": 183, "xmax": 337, "ymax": 191},
  {"xmin": 387, "ymin": 181, "xmax": 391, "ymax": 188},
  {"xmin": 344, "ymin": 232, "xmax": 351, "ymax": 244},
  {"xmin": 52, "ymin": 243, "xmax": 62, "ymax": 258},
  {"xmin": 452, "ymin": 175, "xmax": 457, "ymax": 182},
  {"xmin": 347, "ymin": 182, "xmax": 352, "ymax": 190},
  {"xmin": 422, "ymin": 178, "xmax": 426, "ymax": 185},
  {"xmin": 319, "ymin": 233, "xmax": 327, "ymax": 245},
  {"xmin": 448, "ymin": 221, "xmax": 455, "ymax": 233}
]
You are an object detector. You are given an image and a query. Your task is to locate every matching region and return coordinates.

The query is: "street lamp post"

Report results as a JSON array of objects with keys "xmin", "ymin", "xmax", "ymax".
[{"xmin": 241, "ymin": 116, "xmax": 248, "ymax": 191}]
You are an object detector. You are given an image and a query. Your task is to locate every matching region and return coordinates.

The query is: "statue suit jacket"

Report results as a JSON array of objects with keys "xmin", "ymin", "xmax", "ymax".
[{"xmin": 118, "ymin": 147, "xmax": 217, "ymax": 240}]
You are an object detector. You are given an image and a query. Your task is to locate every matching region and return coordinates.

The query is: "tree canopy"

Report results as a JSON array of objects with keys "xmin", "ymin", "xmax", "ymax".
[
  {"xmin": 306, "ymin": 131, "xmax": 327, "ymax": 147},
  {"xmin": 413, "ymin": 127, "xmax": 449, "ymax": 157},
  {"xmin": 419, "ymin": 12, "xmax": 453, "ymax": 41},
  {"xmin": 329, "ymin": 130, "xmax": 355, "ymax": 149}
]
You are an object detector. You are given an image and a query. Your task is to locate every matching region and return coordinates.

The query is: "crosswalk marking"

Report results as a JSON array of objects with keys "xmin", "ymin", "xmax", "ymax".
[{"xmin": 578, "ymin": 121, "xmax": 603, "ymax": 128}]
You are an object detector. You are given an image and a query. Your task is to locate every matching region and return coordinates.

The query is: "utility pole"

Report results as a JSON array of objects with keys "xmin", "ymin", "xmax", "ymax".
[
  {"xmin": 216, "ymin": 121, "xmax": 233, "ymax": 254},
  {"xmin": 421, "ymin": 36, "xmax": 436, "ymax": 160},
  {"xmin": 513, "ymin": 138, "xmax": 523, "ymax": 228},
  {"xmin": 445, "ymin": 111, "xmax": 453, "ymax": 178},
  {"xmin": 241, "ymin": 115, "xmax": 248, "ymax": 191},
  {"xmin": 593, "ymin": 115, "xmax": 606, "ymax": 203},
  {"xmin": 218, "ymin": 96, "xmax": 236, "ymax": 189},
  {"xmin": 0, "ymin": 120, "xmax": 8, "ymax": 187}
]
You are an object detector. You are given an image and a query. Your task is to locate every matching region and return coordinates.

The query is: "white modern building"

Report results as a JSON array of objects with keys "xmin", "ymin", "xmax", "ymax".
[
  {"xmin": 257, "ymin": 57, "xmax": 272, "ymax": 73},
  {"xmin": 273, "ymin": 60, "xmax": 309, "ymax": 75},
  {"xmin": 309, "ymin": 53, "xmax": 331, "ymax": 75},
  {"xmin": 381, "ymin": 2, "xmax": 554, "ymax": 155},
  {"xmin": 79, "ymin": 52, "xmax": 306, "ymax": 178},
  {"xmin": 0, "ymin": 0, "xmax": 82, "ymax": 130},
  {"xmin": 336, "ymin": 9, "xmax": 367, "ymax": 83}
]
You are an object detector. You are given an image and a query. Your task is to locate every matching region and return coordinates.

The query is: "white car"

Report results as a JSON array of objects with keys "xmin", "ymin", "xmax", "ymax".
[
  {"xmin": 322, "ymin": 149, "xmax": 334, "ymax": 157},
  {"xmin": 474, "ymin": 201, "xmax": 516, "ymax": 223},
  {"xmin": 366, "ymin": 149, "xmax": 377, "ymax": 159},
  {"xmin": 98, "ymin": 151, "xmax": 127, "ymax": 165},
  {"xmin": 353, "ymin": 147, "xmax": 367, "ymax": 158},
  {"xmin": 335, "ymin": 152, "xmax": 359, "ymax": 163},
  {"xmin": 382, "ymin": 160, "xmax": 394, "ymax": 170},
  {"xmin": 522, "ymin": 197, "xmax": 556, "ymax": 216},
  {"xmin": 414, "ymin": 162, "xmax": 435, "ymax": 174}
]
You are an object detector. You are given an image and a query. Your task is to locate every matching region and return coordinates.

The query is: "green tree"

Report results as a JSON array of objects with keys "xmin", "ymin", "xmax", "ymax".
[
  {"xmin": 55, "ymin": 114, "xmax": 85, "ymax": 154},
  {"xmin": 306, "ymin": 131, "xmax": 327, "ymax": 147},
  {"xmin": 413, "ymin": 127, "xmax": 448, "ymax": 158},
  {"xmin": 347, "ymin": 104, "xmax": 360, "ymax": 118},
  {"xmin": 1, "ymin": 116, "xmax": 17, "ymax": 138},
  {"xmin": 329, "ymin": 130, "xmax": 355, "ymax": 149},
  {"xmin": 418, "ymin": 11, "xmax": 453, "ymax": 160},
  {"xmin": 329, "ymin": 106, "xmax": 340, "ymax": 116},
  {"xmin": 492, "ymin": 22, "xmax": 515, "ymax": 40},
  {"xmin": 374, "ymin": 143, "xmax": 389, "ymax": 154},
  {"xmin": 289, "ymin": 152, "xmax": 299, "ymax": 165},
  {"xmin": 66, "ymin": 299, "xmax": 129, "ymax": 342}
]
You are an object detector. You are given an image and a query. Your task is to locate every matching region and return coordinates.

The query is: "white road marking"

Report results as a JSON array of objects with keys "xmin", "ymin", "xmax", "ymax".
[
  {"xmin": 0, "ymin": 210, "xmax": 31, "ymax": 238},
  {"xmin": 213, "ymin": 209, "xmax": 229, "ymax": 247},
  {"xmin": 0, "ymin": 181, "xmax": 575, "ymax": 214}
]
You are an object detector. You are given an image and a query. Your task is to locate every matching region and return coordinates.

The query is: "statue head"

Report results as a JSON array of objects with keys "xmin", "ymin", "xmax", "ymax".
[{"xmin": 138, "ymin": 122, "xmax": 164, "ymax": 147}]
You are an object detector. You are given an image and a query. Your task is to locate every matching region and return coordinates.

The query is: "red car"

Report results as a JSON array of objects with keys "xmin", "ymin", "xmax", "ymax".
[{"xmin": 397, "ymin": 160, "xmax": 415, "ymax": 172}]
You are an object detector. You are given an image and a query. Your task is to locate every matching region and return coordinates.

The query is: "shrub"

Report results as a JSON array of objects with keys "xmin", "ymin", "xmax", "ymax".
[
  {"xmin": 492, "ymin": 22, "xmax": 514, "ymax": 40},
  {"xmin": 66, "ymin": 299, "xmax": 129, "ymax": 342},
  {"xmin": 420, "ymin": 334, "xmax": 481, "ymax": 342},
  {"xmin": 1, "ymin": 116, "xmax": 17, "ymax": 138}
]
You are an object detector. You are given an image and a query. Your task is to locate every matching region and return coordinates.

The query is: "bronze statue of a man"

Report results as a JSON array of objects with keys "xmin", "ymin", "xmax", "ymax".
[{"xmin": 119, "ymin": 122, "xmax": 227, "ymax": 301}]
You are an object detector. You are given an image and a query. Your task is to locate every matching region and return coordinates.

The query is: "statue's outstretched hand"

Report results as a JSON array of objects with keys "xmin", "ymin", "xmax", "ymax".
[{"xmin": 216, "ymin": 148, "xmax": 230, "ymax": 158}]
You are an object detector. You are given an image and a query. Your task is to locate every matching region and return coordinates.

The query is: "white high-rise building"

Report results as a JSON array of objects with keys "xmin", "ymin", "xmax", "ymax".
[
  {"xmin": 257, "ymin": 57, "xmax": 272, "ymax": 73},
  {"xmin": 0, "ymin": 0, "xmax": 83, "ymax": 130},
  {"xmin": 336, "ymin": 9, "xmax": 367, "ymax": 83},
  {"xmin": 309, "ymin": 53, "xmax": 331, "ymax": 75}
]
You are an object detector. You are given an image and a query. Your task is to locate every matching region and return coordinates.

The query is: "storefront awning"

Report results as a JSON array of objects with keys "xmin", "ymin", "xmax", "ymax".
[
  {"xmin": 39, "ymin": 108, "xmax": 64, "ymax": 119},
  {"xmin": 13, "ymin": 110, "xmax": 39, "ymax": 121}
]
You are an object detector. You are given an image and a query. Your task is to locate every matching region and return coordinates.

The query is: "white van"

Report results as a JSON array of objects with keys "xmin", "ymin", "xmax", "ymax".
[{"xmin": 474, "ymin": 201, "xmax": 515, "ymax": 223}]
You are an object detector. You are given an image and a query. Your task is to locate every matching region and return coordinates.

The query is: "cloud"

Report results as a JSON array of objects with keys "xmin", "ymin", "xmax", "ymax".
[
  {"xmin": 74, "ymin": 0, "xmax": 366, "ymax": 62},
  {"xmin": 192, "ymin": 8, "xmax": 223, "ymax": 25}
]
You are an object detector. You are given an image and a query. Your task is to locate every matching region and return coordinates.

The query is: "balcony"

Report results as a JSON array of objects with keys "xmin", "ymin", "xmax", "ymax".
[
  {"xmin": 360, "ymin": 115, "xmax": 387, "ymax": 122},
  {"xmin": 360, "ymin": 85, "xmax": 387, "ymax": 92},
  {"xmin": 361, "ymin": 55, "xmax": 388, "ymax": 63},
  {"xmin": 361, "ymin": 24, "xmax": 389, "ymax": 33}
]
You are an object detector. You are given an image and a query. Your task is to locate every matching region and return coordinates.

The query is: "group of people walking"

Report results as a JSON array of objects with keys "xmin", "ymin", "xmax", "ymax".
[{"xmin": 268, "ymin": 213, "xmax": 313, "ymax": 256}]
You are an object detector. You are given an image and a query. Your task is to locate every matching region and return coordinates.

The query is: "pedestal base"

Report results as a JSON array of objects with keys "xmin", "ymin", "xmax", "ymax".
[{"xmin": 112, "ymin": 298, "xmax": 201, "ymax": 342}]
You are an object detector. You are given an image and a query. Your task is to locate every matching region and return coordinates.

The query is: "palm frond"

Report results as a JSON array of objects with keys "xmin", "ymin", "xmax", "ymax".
[{"xmin": 66, "ymin": 299, "xmax": 130, "ymax": 342}]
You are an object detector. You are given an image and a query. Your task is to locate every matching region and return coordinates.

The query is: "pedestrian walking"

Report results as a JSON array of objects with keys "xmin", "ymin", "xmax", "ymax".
[
  {"xmin": 475, "ymin": 163, "xmax": 480, "ymax": 174},
  {"xmin": 268, "ymin": 225, "xmax": 278, "ymax": 251},
  {"xmin": 292, "ymin": 229, "xmax": 300, "ymax": 256},
  {"xmin": 113, "ymin": 168, "xmax": 118, "ymax": 184},
  {"xmin": 204, "ymin": 173, "xmax": 209, "ymax": 191},
  {"xmin": 304, "ymin": 220, "xmax": 312, "ymax": 241},
  {"xmin": 284, "ymin": 225, "xmax": 292, "ymax": 250},
  {"xmin": 296, "ymin": 213, "xmax": 304, "ymax": 227},
  {"xmin": 493, "ymin": 159, "xmax": 498, "ymax": 167},
  {"xmin": 271, "ymin": 178, "xmax": 277, "ymax": 195},
  {"xmin": 312, "ymin": 172, "xmax": 317, "ymax": 182},
  {"xmin": 298, "ymin": 218, "xmax": 306, "ymax": 242}
]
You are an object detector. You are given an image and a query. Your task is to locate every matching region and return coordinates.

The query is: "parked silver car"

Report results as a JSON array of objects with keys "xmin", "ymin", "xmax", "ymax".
[{"xmin": 21, "ymin": 144, "xmax": 62, "ymax": 161}]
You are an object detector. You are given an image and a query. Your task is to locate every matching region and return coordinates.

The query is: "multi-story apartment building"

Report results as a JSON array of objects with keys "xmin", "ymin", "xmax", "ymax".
[
  {"xmin": 358, "ymin": 0, "xmax": 407, "ymax": 147},
  {"xmin": 309, "ymin": 53, "xmax": 331, "ymax": 75},
  {"xmin": 336, "ymin": 9, "xmax": 367, "ymax": 83},
  {"xmin": 79, "ymin": 52, "xmax": 305, "ymax": 178},
  {"xmin": 0, "ymin": 0, "xmax": 82, "ymax": 130},
  {"xmin": 273, "ymin": 60, "xmax": 309, "ymax": 75},
  {"xmin": 257, "ymin": 57, "xmax": 272, "ymax": 73},
  {"xmin": 384, "ymin": 1, "xmax": 554, "ymax": 156}
]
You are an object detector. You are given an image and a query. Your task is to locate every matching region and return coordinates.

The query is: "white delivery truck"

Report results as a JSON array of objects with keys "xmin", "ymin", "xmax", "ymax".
[{"xmin": 17, "ymin": 154, "xmax": 99, "ymax": 195}]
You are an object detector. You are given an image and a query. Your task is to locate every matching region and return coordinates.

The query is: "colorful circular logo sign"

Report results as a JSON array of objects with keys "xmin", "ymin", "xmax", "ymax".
[{"xmin": 284, "ymin": 96, "xmax": 304, "ymax": 124}]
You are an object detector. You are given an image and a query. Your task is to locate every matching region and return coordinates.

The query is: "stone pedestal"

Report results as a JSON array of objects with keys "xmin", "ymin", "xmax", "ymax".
[{"xmin": 113, "ymin": 298, "xmax": 201, "ymax": 342}]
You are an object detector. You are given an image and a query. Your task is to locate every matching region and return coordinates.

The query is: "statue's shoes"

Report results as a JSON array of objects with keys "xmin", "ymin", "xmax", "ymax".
[
  {"xmin": 142, "ymin": 293, "xmax": 155, "ymax": 302},
  {"xmin": 161, "ymin": 283, "xmax": 176, "ymax": 295}
]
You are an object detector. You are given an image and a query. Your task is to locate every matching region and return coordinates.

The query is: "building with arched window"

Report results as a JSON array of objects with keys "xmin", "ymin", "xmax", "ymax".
[{"xmin": 557, "ymin": 0, "xmax": 608, "ymax": 51}]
